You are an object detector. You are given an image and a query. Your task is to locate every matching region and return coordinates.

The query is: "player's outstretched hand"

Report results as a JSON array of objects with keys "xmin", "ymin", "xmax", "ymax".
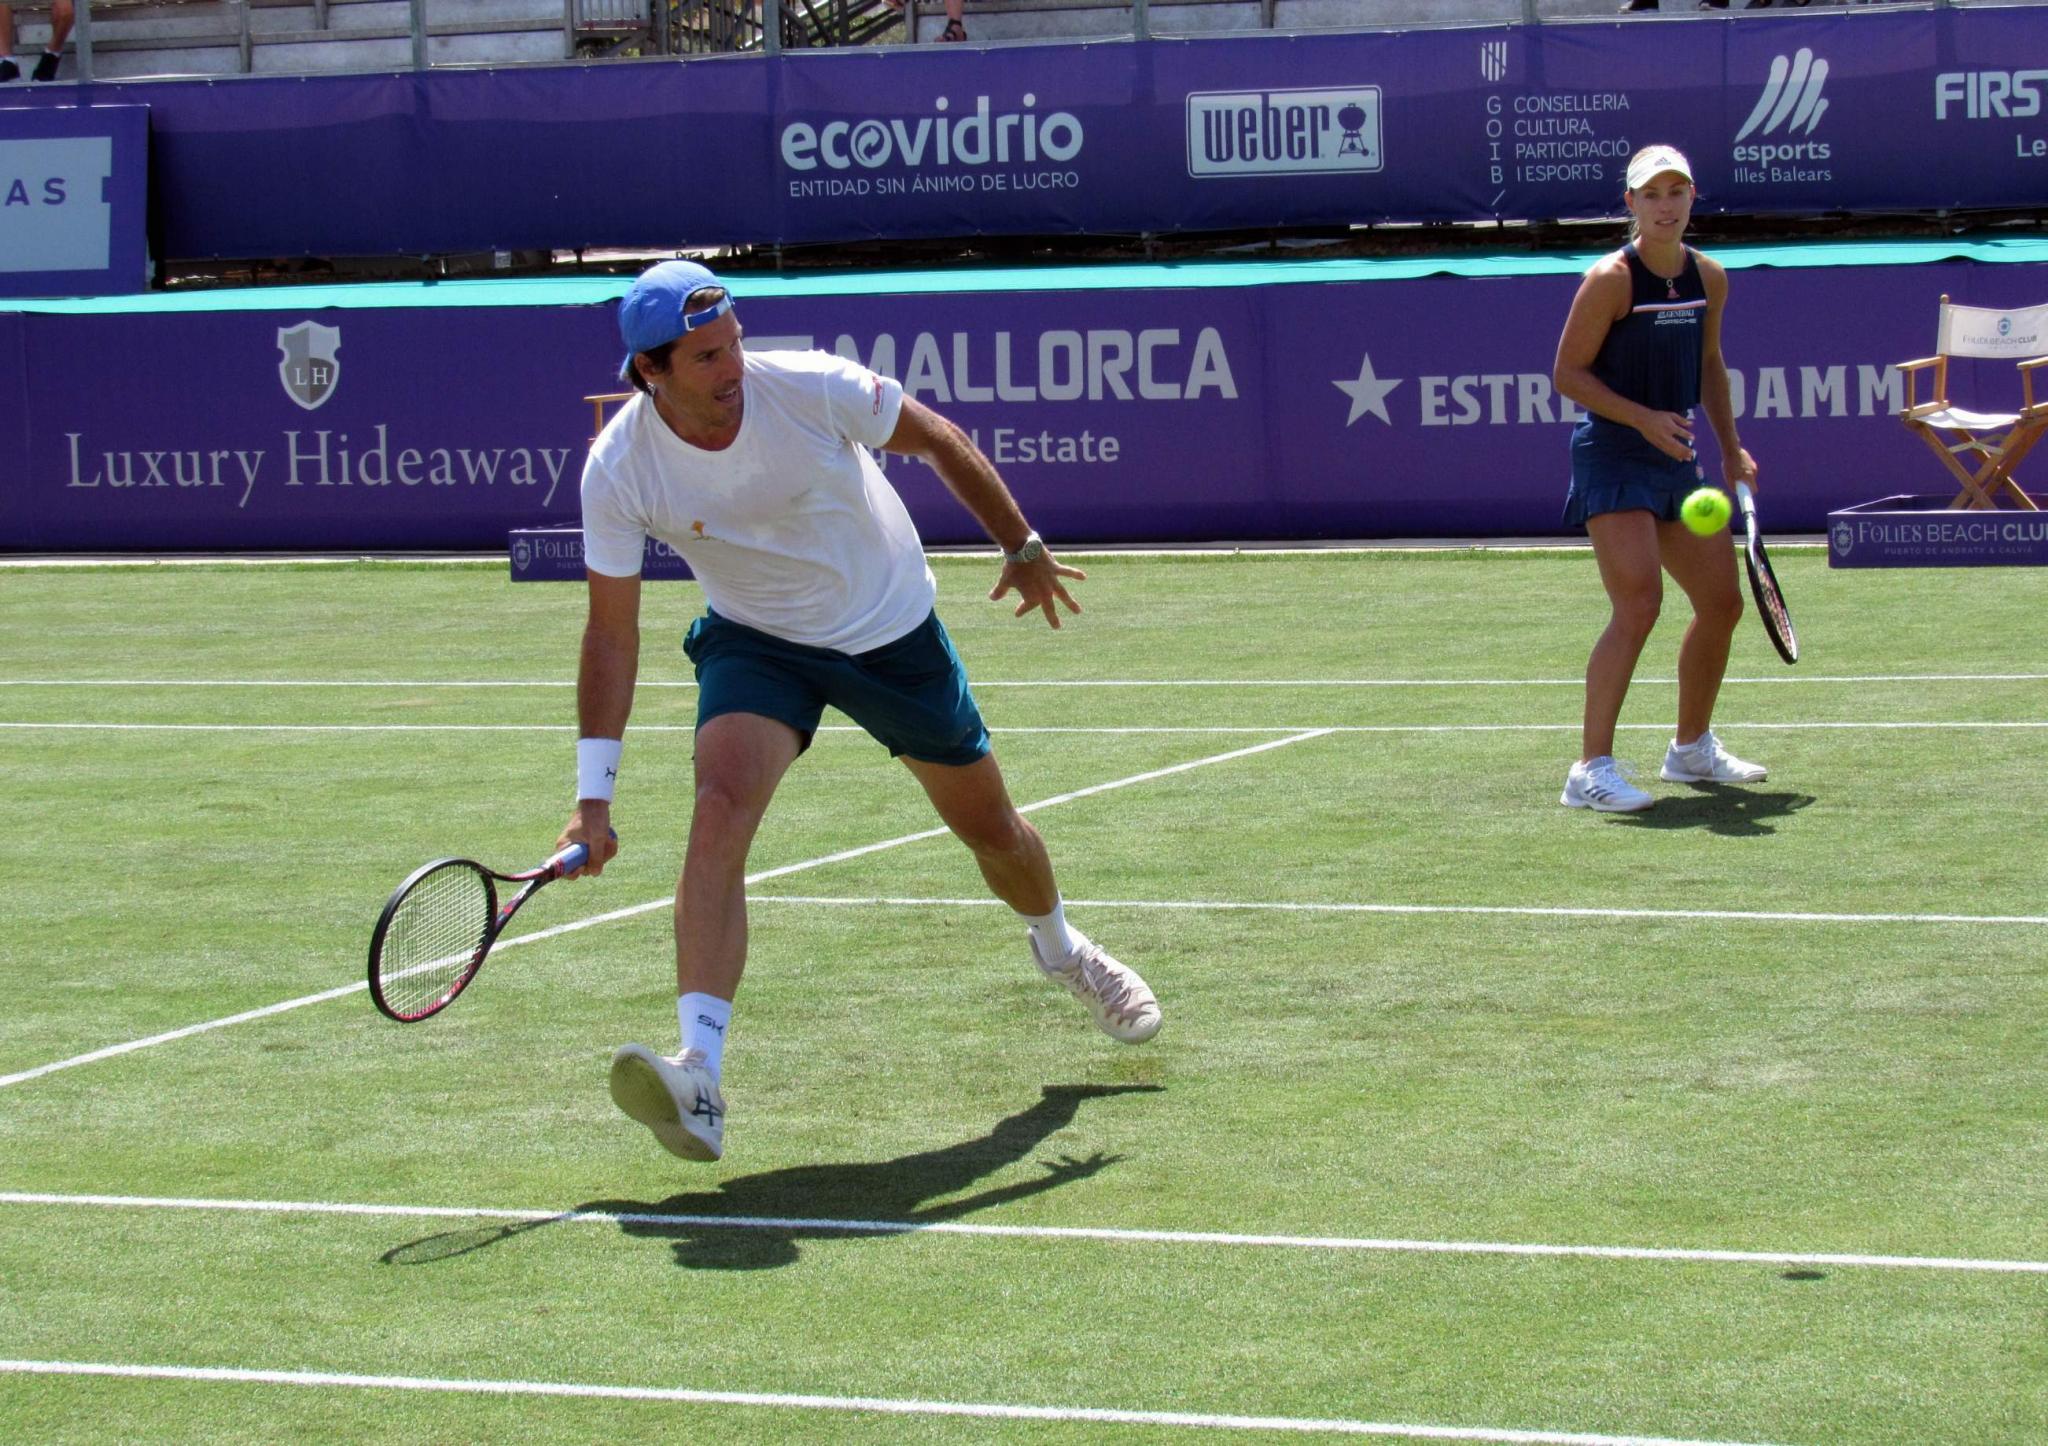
[
  {"xmin": 557, "ymin": 805, "xmax": 619, "ymax": 878},
  {"xmin": 991, "ymin": 551, "xmax": 1087, "ymax": 629}
]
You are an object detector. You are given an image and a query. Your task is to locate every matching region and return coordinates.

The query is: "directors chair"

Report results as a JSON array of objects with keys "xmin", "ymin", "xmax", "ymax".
[
  {"xmin": 586, "ymin": 391, "xmax": 635, "ymax": 439},
  {"xmin": 1896, "ymin": 295, "xmax": 2048, "ymax": 511}
]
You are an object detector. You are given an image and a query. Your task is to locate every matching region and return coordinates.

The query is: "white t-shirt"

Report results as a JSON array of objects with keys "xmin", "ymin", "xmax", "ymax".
[{"xmin": 580, "ymin": 350, "xmax": 937, "ymax": 654}]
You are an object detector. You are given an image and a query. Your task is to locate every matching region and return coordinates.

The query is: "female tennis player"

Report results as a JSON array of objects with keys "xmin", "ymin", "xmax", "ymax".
[{"xmin": 1551, "ymin": 143, "xmax": 1768, "ymax": 813}]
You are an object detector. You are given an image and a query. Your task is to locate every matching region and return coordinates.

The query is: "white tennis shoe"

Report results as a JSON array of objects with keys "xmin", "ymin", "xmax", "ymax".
[
  {"xmin": 609, "ymin": 1044, "xmax": 725, "ymax": 1162},
  {"xmin": 1660, "ymin": 730, "xmax": 1767, "ymax": 784},
  {"xmin": 1561, "ymin": 755, "xmax": 1655, "ymax": 812},
  {"xmin": 1032, "ymin": 937, "xmax": 1162, "ymax": 1044}
]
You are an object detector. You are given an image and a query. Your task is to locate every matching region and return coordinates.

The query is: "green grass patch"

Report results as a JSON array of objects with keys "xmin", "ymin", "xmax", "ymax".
[{"xmin": 1, "ymin": 552, "xmax": 2043, "ymax": 1443}]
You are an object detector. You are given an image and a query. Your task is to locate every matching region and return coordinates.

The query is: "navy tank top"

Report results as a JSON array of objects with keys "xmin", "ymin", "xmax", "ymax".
[{"xmin": 1587, "ymin": 243, "xmax": 1706, "ymax": 417}]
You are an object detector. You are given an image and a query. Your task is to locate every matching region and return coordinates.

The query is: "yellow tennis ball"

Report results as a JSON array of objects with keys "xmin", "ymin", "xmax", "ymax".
[{"xmin": 1681, "ymin": 487, "xmax": 1732, "ymax": 536}]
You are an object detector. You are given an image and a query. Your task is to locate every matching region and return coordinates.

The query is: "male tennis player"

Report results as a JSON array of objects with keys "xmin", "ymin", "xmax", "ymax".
[{"xmin": 557, "ymin": 260, "xmax": 1160, "ymax": 1164}]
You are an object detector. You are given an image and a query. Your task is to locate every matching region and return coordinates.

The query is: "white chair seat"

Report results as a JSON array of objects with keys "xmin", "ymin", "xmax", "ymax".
[{"xmin": 1920, "ymin": 405, "xmax": 2020, "ymax": 432}]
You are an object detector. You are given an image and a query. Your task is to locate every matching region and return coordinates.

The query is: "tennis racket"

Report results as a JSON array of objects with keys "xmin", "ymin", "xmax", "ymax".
[
  {"xmin": 1736, "ymin": 481, "xmax": 1799, "ymax": 665},
  {"xmin": 367, "ymin": 839, "xmax": 595, "ymax": 1022}
]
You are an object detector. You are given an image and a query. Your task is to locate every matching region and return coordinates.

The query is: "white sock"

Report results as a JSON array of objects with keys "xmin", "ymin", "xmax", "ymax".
[
  {"xmin": 677, "ymin": 992, "xmax": 732, "ymax": 1080},
  {"xmin": 1023, "ymin": 900, "xmax": 1085, "ymax": 969}
]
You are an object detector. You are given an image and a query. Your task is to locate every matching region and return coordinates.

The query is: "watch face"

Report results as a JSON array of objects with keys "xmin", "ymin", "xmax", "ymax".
[{"xmin": 1018, "ymin": 539, "xmax": 1044, "ymax": 563}]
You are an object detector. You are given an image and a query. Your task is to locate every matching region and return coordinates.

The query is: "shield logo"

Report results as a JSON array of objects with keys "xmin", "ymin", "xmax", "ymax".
[
  {"xmin": 277, "ymin": 321, "xmax": 342, "ymax": 411},
  {"xmin": 511, "ymin": 539, "xmax": 532, "ymax": 572}
]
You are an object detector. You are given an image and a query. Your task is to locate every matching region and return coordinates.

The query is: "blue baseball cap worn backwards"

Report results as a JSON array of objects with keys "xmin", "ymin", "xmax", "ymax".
[{"xmin": 618, "ymin": 260, "xmax": 735, "ymax": 378}]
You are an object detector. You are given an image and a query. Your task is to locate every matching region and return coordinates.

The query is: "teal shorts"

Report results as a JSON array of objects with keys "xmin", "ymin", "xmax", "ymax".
[{"xmin": 682, "ymin": 610, "xmax": 992, "ymax": 767}]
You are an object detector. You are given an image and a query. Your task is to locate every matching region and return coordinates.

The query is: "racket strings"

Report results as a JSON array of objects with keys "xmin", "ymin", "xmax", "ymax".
[
  {"xmin": 1753, "ymin": 560, "xmax": 1798, "ymax": 657},
  {"xmin": 379, "ymin": 864, "xmax": 494, "ymax": 1017}
]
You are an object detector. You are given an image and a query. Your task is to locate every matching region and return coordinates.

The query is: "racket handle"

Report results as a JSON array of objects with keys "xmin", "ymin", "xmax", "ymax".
[
  {"xmin": 547, "ymin": 827, "xmax": 616, "ymax": 877},
  {"xmin": 1735, "ymin": 481, "xmax": 1757, "ymax": 515}
]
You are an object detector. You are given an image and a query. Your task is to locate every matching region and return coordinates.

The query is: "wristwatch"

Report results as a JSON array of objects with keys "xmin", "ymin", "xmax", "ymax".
[{"xmin": 1003, "ymin": 531, "xmax": 1045, "ymax": 565}]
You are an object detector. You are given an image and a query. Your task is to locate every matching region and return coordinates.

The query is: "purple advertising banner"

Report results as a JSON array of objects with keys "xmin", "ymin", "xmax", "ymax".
[
  {"xmin": 11, "ymin": 302, "xmax": 616, "ymax": 550},
  {"xmin": 0, "ymin": 105, "xmax": 149, "ymax": 297},
  {"xmin": 7, "ymin": 253, "xmax": 2047, "ymax": 551},
  {"xmin": 0, "ymin": 10, "xmax": 2043, "ymax": 259},
  {"xmin": 1827, "ymin": 496, "xmax": 2048, "ymax": 568},
  {"xmin": 510, "ymin": 529, "xmax": 694, "ymax": 581}
]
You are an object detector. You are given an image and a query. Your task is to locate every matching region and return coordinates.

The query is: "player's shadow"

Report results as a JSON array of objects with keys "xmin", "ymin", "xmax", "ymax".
[
  {"xmin": 1608, "ymin": 784, "xmax": 1815, "ymax": 837},
  {"xmin": 380, "ymin": 1083, "xmax": 1158, "ymax": 1272},
  {"xmin": 597, "ymin": 1082, "xmax": 1159, "ymax": 1271}
]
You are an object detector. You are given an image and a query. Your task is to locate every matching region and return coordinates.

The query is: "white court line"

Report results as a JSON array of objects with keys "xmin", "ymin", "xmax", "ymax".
[
  {"xmin": 15, "ymin": 877, "xmax": 2026, "ymax": 1091},
  {"xmin": 0, "ymin": 1360, "xmax": 1775, "ymax": 1445},
  {"xmin": 1, "ymin": 672, "xmax": 2043, "ymax": 688},
  {"xmin": 744, "ymin": 895, "xmax": 2048, "ymax": 929},
  {"xmin": 3, "ymin": 1190, "xmax": 2042, "ymax": 1277},
  {"xmin": 4, "ymin": 721, "xmax": 2047, "ymax": 735},
  {"xmin": 0, "ymin": 731, "xmax": 1332, "ymax": 1091}
]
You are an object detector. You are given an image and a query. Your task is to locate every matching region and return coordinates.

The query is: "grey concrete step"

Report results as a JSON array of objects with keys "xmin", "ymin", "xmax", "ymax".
[
  {"xmin": 249, "ymin": 0, "xmax": 559, "ymax": 34},
  {"xmin": 29, "ymin": 0, "xmax": 567, "ymax": 76},
  {"xmin": 55, "ymin": 0, "xmax": 554, "ymax": 42}
]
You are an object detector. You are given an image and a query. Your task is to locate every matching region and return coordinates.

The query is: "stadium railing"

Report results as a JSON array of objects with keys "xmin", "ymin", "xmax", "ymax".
[{"xmin": 38, "ymin": 0, "xmax": 2032, "ymax": 84}]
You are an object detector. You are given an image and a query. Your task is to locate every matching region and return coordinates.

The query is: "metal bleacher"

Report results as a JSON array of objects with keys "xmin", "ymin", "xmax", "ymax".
[
  {"xmin": 9, "ymin": 0, "xmax": 568, "ymax": 80},
  {"xmin": 4, "ymin": 0, "xmax": 2035, "ymax": 81},
  {"xmin": 935, "ymin": 0, "xmax": 2027, "ymax": 45},
  {"xmin": 5, "ymin": 0, "xmax": 890, "ymax": 77}
]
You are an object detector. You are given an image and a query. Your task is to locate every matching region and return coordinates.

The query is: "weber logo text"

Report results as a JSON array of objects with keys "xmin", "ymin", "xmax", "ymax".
[{"xmin": 1187, "ymin": 87, "xmax": 1382, "ymax": 177}]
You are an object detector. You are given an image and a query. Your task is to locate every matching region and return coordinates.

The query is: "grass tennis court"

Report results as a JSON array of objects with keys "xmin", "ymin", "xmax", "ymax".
[{"xmin": 2, "ymin": 549, "xmax": 2044, "ymax": 1444}]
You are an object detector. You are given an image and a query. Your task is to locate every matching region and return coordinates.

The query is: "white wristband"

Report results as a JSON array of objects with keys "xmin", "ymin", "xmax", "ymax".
[{"xmin": 576, "ymin": 737, "xmax": 622, "ymax": 802}]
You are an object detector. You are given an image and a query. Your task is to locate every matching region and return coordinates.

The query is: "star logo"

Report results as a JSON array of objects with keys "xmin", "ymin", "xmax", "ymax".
[{"xmin": 1333, "ymin": 353, "xmax": 1404, "ymax": 426}]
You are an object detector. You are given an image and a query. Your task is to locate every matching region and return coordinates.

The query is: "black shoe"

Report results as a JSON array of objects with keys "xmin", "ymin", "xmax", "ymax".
[
  {"xmin": 1620, "ymin": 0, "xmax": 1657, "ymax": 9},
  {"xmin": 1699, "ymin": 0, "xmax": 1729, "ymax": 8},
  {"xmin": 0, "ymin": 58, "xmax": 18, "ymax": 83},
  {"xmin": 31, "ymin": 51, "xmax": 58, "ymax": 81}
]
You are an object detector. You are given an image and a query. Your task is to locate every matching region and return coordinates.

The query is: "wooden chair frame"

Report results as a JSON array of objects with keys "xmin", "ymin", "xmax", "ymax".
[
  {"xmin": 585, "ymin": 390, "xmax": 635, "ymax": 440},
  {"xmin": 1896, "ymin": 294, "xmax": 2048, "ymax": 511}
]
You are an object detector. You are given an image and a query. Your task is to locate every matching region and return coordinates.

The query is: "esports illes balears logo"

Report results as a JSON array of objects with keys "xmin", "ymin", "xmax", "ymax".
[
  {"xmin": 277, "ymin": 321, "xmax": 342, "ymax": 411},
  {"xmin": 1732, "ymin": 47, "xmax": 1833, "ymax": 184}
]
